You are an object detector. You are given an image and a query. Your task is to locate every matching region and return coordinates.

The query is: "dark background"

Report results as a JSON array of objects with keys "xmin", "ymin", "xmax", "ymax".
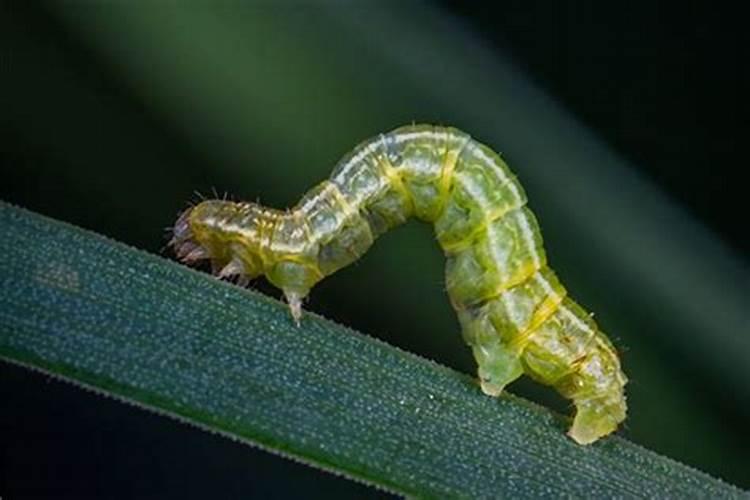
[
  {"xmin": 2, "ymin": 2, "xmax": 748, "ymax": 498},
  {"xmin": 446, "ymin": 1, "xmax": 748, "ymax": 255}
]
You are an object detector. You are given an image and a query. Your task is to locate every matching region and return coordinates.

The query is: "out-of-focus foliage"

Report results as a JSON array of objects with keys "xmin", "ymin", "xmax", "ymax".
[{"xmin": 2, "ymin": 2, "xmax": 748, "ymax": 496}]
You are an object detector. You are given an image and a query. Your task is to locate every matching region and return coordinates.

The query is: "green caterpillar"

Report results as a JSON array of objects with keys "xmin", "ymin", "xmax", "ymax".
[{"xmin": 171, "ymin": 124, "xmax": 627, "ymax": 444}]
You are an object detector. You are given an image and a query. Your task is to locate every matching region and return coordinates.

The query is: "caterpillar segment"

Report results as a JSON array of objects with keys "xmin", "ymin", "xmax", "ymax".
[{"xmin": 170, "ymin": 124, "xmax": 628, "ymax": 444}]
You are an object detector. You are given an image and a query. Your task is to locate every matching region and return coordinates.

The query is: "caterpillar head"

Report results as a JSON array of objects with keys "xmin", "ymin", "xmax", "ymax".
[
  {"xmin": 170, "ymin": 200, "xmax": 322, "ymax": 324},
  {"xmin": 171, "ymin": 200, "xmax": 266, "ymax": 278}
]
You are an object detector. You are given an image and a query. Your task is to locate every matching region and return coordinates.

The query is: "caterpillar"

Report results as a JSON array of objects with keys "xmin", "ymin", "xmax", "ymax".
[{"xmin": 170, "ymin": 124, "xmax": 627, "ymax": 445}]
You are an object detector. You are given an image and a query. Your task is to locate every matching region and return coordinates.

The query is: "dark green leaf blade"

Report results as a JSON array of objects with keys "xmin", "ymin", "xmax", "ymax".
[{"xmin": 0, "ymin": 202, "xmax": 743, "ymax": 498}]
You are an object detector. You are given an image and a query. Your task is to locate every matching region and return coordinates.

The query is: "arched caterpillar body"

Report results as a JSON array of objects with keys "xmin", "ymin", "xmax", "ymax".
[{"xmin": 171, "ymin": 124, "xmax": 627, "ymax": 444}]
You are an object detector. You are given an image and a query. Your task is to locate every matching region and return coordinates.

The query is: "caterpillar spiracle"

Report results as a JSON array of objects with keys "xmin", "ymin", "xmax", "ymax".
[{"xmin": 170, "ymin": 124, "xmax": 627, "ymax": 444}]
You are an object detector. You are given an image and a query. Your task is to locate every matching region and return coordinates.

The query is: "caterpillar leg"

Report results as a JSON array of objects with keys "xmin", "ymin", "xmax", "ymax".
[
  {"xmin": 456, "ymin": 307, "xmax": 524, "ymax": 396},
  {"xmin": 554, "ymin": 354, "xmax": 628, "ymax": 445},
  {"xmin": 473, "ymin": 340, "xmax": 524, "ymax": 396},
  {"xmin": 521, "ymin": 300, "xmax": 628, "ymax": 444},
  {"xmin": 568, "ymin": 394, "xmax": 626, "ymax": 445}
]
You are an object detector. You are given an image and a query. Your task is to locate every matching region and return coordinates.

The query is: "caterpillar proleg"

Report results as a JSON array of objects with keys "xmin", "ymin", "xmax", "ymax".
[{"xmin": 170, "ymin": 124, "xmax": 627, "ymax": 444}]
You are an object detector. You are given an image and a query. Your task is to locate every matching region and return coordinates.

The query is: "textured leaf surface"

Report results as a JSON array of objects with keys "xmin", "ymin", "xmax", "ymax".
[{"xmin": 0, "ymin": 202, "xmax": 743, "ymax": 498}]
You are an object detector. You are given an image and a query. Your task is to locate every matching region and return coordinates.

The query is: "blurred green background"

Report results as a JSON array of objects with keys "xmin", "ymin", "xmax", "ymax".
[{"xmin": 2, "ymin": 2, "xmax": 748, "ymax": 497}]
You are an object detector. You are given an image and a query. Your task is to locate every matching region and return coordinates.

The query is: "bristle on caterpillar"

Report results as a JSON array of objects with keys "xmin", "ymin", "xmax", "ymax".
[{"xmin": 171, "ymin": 124, "xmax": 628, "ymax": 444}]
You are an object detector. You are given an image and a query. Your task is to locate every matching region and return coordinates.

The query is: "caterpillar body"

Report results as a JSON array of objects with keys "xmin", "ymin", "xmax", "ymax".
[{"xmin": 171, "ymin": 124, "xmax": 627, "ymax": 444}]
